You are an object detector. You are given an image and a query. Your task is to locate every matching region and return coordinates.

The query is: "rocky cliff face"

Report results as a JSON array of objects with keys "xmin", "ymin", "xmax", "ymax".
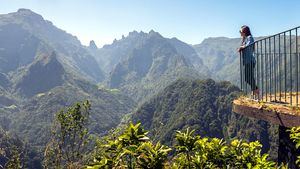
[{"xmin": 14, "ymin": 52, "xmax": 65, "ymax": 97}]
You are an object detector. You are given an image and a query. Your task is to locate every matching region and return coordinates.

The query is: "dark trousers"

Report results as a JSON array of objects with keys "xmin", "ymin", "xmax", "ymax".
[{"xmin": 244, "ymin": 63, "xmax": 258, "ymax": 91}]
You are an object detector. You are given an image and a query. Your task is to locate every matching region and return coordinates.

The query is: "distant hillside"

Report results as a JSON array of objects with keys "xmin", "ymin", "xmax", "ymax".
[
  {"xmin": 0, "ymin": 9, "xmax": 136, "ymax": 150},
  {"xmin": 131, "ymin": 79, "xmax": 278, "ymax": 156},
  {"xmin": 92, "ymin": 30, "xmax": 210, "ymax": 76},
  {"xmin": 0, "ymin": 8, "xmax": 104, "ymax": 82},
  {"xmin": 5, "ymin": 80, "xmax": 135, "ymax": 147},
  {"xmin": 0, "ymin": 50, "xmax": 135, "ymax": 148},
  {"xmin": 101, "ymin": 31, "xmax": 206, "ymax": 102},
  {"xmin": 13, "ymin": 52, "xmax": 64, "ymax": 97},
  {"xmin": 193, "ymin": 37, "xmax": 241, "ymax": 85},
  {"xmin": 167, "ymin": 37, "xmax": 211, "ymax": 75}
]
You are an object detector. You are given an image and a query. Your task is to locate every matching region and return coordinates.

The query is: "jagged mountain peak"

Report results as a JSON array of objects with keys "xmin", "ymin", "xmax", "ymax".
[
  {"xmin": 35, "ymin": 51, "xmax": 59, "ymax": 65},
  {"xmin": 148, "ymin": 29, "xmax": 162, "ymax": 37},
  {"xmin": 14, "ymin": 51, "xmax": 65, "ymax": 97},
  {"xmin": 7, "ymin": 8, "xmax": 47, "ymax": 25},
  {"xmin": 1, "ymin": 9, "xmax": 80, "ymax": 45},
  {"xmin": 89, "ymin": 40, "xmax": 98, "ymax": 49},
  {"xmin": 128, "ymin": 30, "xmax": 140, "ymax": 37},
  {"xmin": 17, "ymin": 8, "xmax": 35, "ymax": 13},
  {"xmin": 89, "ymin": 40, "xmax": 98, "ymax": 50},
  {"xmin": 16, "ymin": 8, "xmax": 42, "ymax": 17},
  {"xmin": 126, "ymin": 29, "xmax": 162, "ymax": 39},
  {"xmin": 0, "ymin": 9, "xmax": 105, "ymax": 82},
  {"xmin": 126, "ymin": 30, "xmax": 143, "ymax": 37},
  {"xmin": 103, "ymin": 30, "xmax": 163, "ymax": 49},
  {"xmin": 95, "ymin": 29, "xmax": 209, "ymax": 80}
]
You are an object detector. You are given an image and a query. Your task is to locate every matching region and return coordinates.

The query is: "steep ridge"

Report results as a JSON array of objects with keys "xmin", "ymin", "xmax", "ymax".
[
  {"xmin": 193, "ymin": 37, "xmax": 241, "ymax": 84},
  {"xmin": 13, "ymin": 52, "xmax": 64, "ymax": 97},
  {"xmin": 93, "ymin": 30, "xmax": 209, "ymax": 76},
  {"xmin": 106, "ymin": 31, "xmax": 203, "ymax": 102},
  {"xmin": 131, "ymin": 79, "xmax": 278, "ymax": 156},
  {"xmin": 0, "ymin": 9, "xmax": 104, "ymax": 82}
]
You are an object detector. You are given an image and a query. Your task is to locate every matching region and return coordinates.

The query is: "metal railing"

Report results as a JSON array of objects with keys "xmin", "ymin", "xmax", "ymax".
[{"xmin": 240, "ymin": 26, "xmax": 300, "ymax": 106}]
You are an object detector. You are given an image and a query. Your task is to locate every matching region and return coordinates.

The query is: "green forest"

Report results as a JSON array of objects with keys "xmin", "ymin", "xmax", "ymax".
[
  {"xmin": 0, "ymin": 8, "xmax": 299, "ymax": 169},
  {"xmin": 1, "ymin": 101, "xmax": 299, "ymax": 168}
]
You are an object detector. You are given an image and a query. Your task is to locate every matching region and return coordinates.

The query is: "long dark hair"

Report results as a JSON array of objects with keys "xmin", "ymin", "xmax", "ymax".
[{"xmin": 241, "ymin": 25, "xmax": 252, "ymax": 36}]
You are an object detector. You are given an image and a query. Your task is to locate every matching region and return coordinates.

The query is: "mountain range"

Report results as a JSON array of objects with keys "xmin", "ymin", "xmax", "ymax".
[
  {"xmin": 103, "ymin": 31, "xmax": 208, "ymax": 102},
  {"xmin": 0, "ymin": 8, "xmax": 104, "ymax": 83},
  {"xmin": 0, "ymin": 9, "xmax": 136, "ymax": 149},
  {"xmin": 0, "ymin": 8, "xmax": 278, "ymax": 167},
  {"xmin": 193, "ymin": 37, "xmax": 241, "ymax": 84}
]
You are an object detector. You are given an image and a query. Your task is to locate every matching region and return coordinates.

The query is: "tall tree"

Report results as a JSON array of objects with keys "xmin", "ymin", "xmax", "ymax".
[{"xmin": 44, "ymin": 100, "xmax": 91, "ymax": 169}]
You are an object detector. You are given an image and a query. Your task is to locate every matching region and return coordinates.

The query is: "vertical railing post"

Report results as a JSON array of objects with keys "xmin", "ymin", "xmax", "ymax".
[
  {"xmin": 289, "ymin": 30, "xmax": 292, "ymax": 105},
  {"xmin": 273, "ymin": 36, "xmax": 279, "ymax": 101},
  {"xmin": 240, "ymin": 52, "xmax": 243, "ymax": 91},
  {"xmin": 256, "ymin": 42, "xmax": 259, "ymax": 99},
  {"xmin": 279, "ymin": 34, "xmax": 282, "ymax": 102},
  {"xmin": 296, "ymin": 28, "xmax": 299, "ymax": 106},
  {"xmin": 284, "ymin": 32, "xmax": 287, "ymax": 102},
  {"xmin": 261, "ymin": 41, "xmax": 264, "ymax": 101},
  {"xmin": 264, "ymin": 39, "xmax": 267, "ymax": 102},
  {"xmin": 269, "ymin": 37, "xmax": 272, "ymax": 101}
]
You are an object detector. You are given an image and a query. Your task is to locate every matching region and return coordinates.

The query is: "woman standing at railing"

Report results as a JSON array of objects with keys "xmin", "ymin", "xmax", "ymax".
[{"xmin": 238, "ymin": 25, "xmax": 259, "ymax": 98}]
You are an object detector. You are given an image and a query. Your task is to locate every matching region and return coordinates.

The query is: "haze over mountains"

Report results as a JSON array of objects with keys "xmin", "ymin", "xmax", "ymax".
[
  {"xmin": 93, "ymin": 30, "xmax": 209, "ymax": 101},
  {"xmin": 194, "ymin": 37, "xmax": 241, "ymax": 83},
  {"xmin": 0, "ymin": 9, "xmax": 278, "ymax": 167},
  {"xmin": 0, "ymin": 8, "xmax": 104, "ymax": 83},
  {"xmin": 0, "ymin": 9, "xmax": 135, "ymax": 147},
  {"xmin": 0, "ymin": 7, "xmax": 253, "ymax": 142}
]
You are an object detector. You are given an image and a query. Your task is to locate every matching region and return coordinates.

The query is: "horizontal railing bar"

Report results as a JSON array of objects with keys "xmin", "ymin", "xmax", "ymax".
[
  {"xmin": 243, "ymin": 26, "xmax": 300, "ymax": 50},
  {"xmin": 254, "ymin": 26, "xmax": 300, "ymax": 43}
]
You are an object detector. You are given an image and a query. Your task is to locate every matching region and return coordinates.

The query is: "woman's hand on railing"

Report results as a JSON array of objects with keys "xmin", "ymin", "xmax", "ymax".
[{"xmin": 237, "ymin": 46, "xmax": 245, "ymax": 53}]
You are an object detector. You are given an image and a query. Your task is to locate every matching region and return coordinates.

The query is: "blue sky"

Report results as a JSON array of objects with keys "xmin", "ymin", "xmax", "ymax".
[{"xmin": 0, "ymin": 0, "xmax": 299, "ymax": 47}]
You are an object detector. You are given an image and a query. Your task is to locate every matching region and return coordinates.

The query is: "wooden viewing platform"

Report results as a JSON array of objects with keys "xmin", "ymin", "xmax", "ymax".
[{"xmin": 233, "ymin": 92, "xmax": 300, "ymax": 127}]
